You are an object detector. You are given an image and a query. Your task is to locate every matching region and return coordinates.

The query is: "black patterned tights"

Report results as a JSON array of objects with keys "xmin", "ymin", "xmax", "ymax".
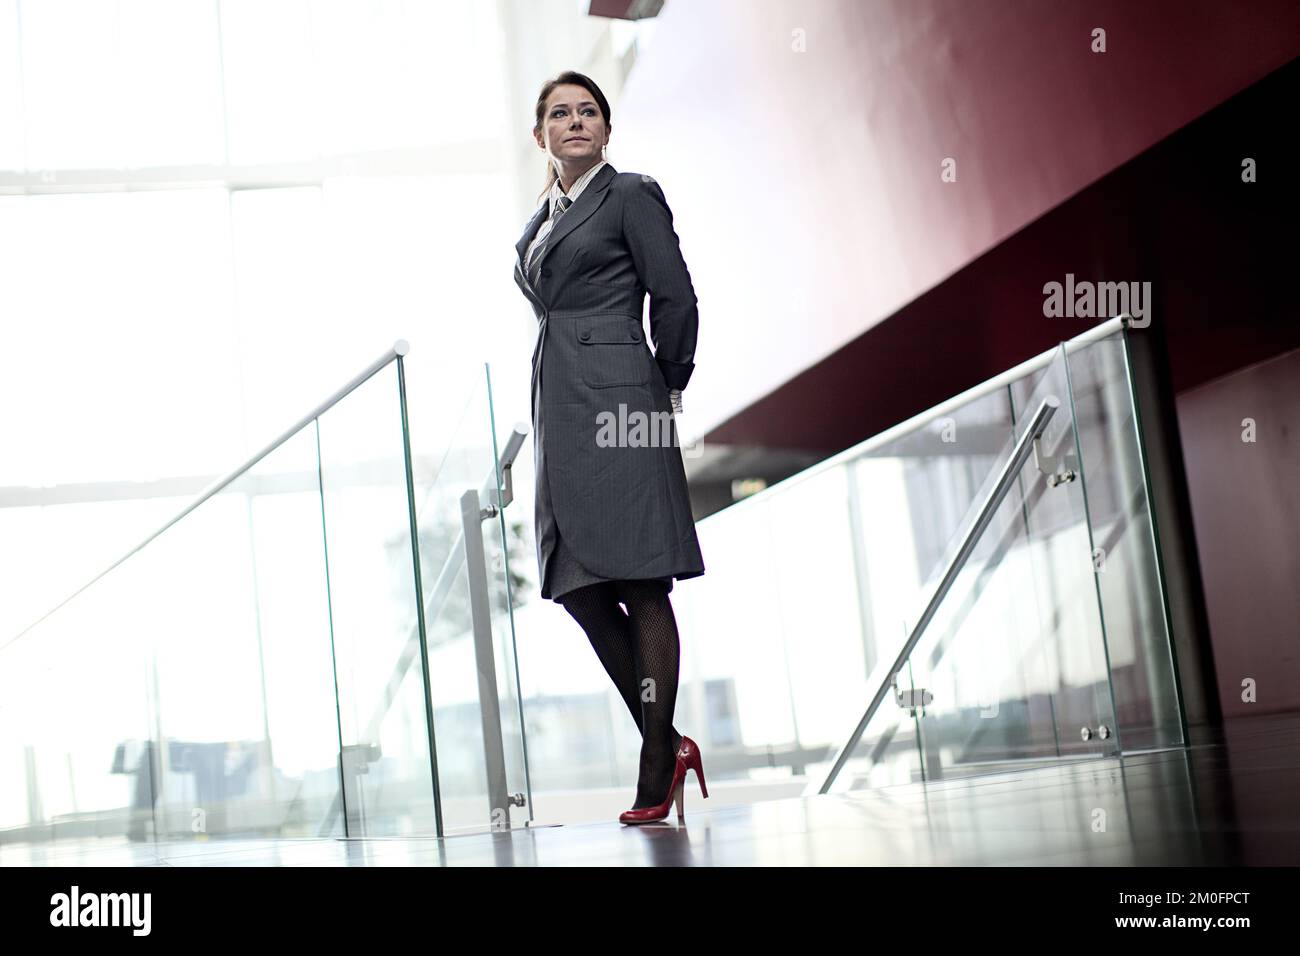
[{"xmin": 560, "ymin": 579, "xmax": 683, "ymax": 809}]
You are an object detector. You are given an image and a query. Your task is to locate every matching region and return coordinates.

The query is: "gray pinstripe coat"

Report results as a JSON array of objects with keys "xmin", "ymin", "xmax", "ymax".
[{"xmin": 513, "ymin": 162, "xmax": 705, "ymax": 599}]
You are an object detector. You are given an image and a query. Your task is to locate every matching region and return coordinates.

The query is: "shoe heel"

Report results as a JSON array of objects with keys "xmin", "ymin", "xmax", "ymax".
[
  {"xmin": 678, "ymin": 736, "xmax": 710, "ymax": 800},
  {"xmin": 673, "ymin": 780, "xmax": 685, "ymax": 821},
  {"xmin": 689, "ymin": 754, "xmax": 708, "ymax": 799}
]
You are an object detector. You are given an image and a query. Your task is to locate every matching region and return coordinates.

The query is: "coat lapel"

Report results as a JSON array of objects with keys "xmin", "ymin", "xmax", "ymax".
[
  {"xmin": 515, "ymin": 201, "xmax": 549, "ymax": 276},
  {"xmin": 536, "ymin": 161, "xmax": 616, "ymax": 271},
  {"xmin": 514, "ymin": 162, "xmax": 617, "ymax": 298}
]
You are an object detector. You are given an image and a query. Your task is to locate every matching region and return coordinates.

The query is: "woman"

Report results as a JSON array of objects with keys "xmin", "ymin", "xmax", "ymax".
[{"xmin": 513, "ymin": 71, "xmax": 709, "ymax": 824}]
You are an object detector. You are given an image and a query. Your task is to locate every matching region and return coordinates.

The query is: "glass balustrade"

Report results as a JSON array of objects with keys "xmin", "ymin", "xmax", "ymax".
[
  {"xmin": 817, "ymin": 326, "xmax": 1183, "ymax": 793},
  {"xmin": 0, "ymin": 320, "xmax": 1183, "ymax": 844},
  {"xmin": 0, "ymin": 346, "xmax": 527, "ymax": 857},
  {"xmin": 661, "ymin": 321, "xmax": 1183, "ymax": 799}
]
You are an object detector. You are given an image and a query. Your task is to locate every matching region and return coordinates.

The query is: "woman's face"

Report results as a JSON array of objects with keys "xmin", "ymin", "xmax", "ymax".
[{"xmin": 536, "ymin": 83, "xmax": 608, "ymax": 168}]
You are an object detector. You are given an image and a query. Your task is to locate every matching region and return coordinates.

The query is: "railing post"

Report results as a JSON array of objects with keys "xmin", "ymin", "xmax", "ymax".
[{"xmin": 461, "ymin": 489, "xmax": 512, "ymax": 829}]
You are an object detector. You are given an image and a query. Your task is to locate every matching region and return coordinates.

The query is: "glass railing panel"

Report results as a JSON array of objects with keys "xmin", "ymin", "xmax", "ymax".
[
  {"xmin": 809, "ymin": 382, "xmax": 1054, "ymax": 792},
  {"xmin": 406, "ymin": 362, "xmax": 527, "ymax": 836},
  {"xmin": 0, "ymin": 422, "xmax": 343, "ymax": 852},
  {"xmin": 1064, "ymin": 331, "xmax": 1184, "ymax": 750},
  {"xmin": 315, "ymin": 359, "xmax": 434, "ymax": 837},
  {"xmin": 1016, "ymin": 345, "xmax": 1120, "ymax": 754},
  {"xmin": 143, "ymin": 425, "xmax": 342, "ymax": 840},
  {"xmin": 901, "ymin": 346, "xmax": 1120, "ymax": 780}
]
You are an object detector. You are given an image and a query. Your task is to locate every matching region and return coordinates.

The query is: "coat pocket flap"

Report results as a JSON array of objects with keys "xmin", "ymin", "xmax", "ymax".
[{"xmin": 577, "ymin": 315, "xmax": 643, "ymax": 345}]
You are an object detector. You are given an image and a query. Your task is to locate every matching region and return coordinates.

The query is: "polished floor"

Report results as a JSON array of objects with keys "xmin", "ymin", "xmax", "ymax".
[{"xmin": 5, "ymin": 713, "xmax": 1297, "ymax": 866}]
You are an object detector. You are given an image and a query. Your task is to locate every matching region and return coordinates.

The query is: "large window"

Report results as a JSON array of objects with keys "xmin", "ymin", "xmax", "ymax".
[{"xmin": 0, "ymin": 0, "xmax": 522, "ymax": 640}]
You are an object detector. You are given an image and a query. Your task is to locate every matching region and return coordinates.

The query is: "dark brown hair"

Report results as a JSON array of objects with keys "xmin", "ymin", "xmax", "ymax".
[{"xmin": 532, "ymin": 70, "xmax": 612, "ymax": 202}]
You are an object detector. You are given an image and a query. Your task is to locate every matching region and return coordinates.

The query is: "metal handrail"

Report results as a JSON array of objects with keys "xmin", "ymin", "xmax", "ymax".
[
  {"xmin": 815, "ymin": 394, "xmax": 1062, "ymax": 793},
  {"xmin": 2, "ymin": 340, "xmax": 411, "ymax": 652}
]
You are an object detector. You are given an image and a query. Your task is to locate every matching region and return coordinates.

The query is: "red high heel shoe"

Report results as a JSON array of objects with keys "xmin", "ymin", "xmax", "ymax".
[
  {"xmin": 676, "ymin": 735, "xmax": 709, "ymax": 799},
  {"xmin": 619, "ymin": 754, "xmax": 688, "ymax": 824}
]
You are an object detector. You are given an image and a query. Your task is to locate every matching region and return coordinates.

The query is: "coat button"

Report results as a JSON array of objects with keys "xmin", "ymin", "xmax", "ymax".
[
  {"xmin": 579, "ymin": 330, "xmax": 591, "ymax": 341},
  {"xmin": 630, "ymin": 330, "xmax": 640, "ymax": 341},
  {"xmin": 542, "ymin": 267, "xmax": 551, "ymax": 278}
]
